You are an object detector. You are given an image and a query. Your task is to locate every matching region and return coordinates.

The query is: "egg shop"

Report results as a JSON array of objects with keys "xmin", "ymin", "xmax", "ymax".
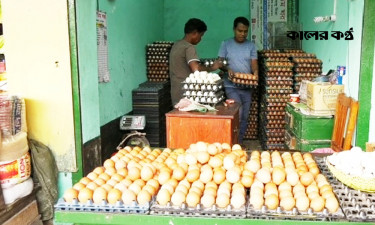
[{"xmin": 0, "ymin": 0, "xmax": 375, "ymax": 225}]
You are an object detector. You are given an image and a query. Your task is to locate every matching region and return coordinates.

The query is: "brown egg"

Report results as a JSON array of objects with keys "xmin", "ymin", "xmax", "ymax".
[
  {"xmin": 272, "ymin": 167, "xmax": 286, "ymax": 185},
  {"xmin": 300, "ymin": 172, "xmax": 314, "ymax": 186},
  {"xmin": 286, "ymin": 171, "xmax": 299, "ymax": 186},
  {"xmin": 128, "ymin": 183, "xmax": 142, "ymax": 195},
  {"xmin": 306, "ymin": 184, "xmax": 319, "ymax": 195},
  {"xmin": 171, "ymin": 190, "xmax": 186, "ymax": 206},
  {"xmin": 73, "ymin": 182, "xmax": 86, "ymax": 191},
  {"xmin": 231, "ymin": 193, "xmax": 246, "ymax": 209},
  {"xmin": 197, "ymin": 151, "xmax": 210, "ymax": 164},
  {"xmin": 143, "ymin": 184, "xmax": 156, "ymax": 196},
  {"xmin": 87, "ymin": 172, "xmax": 98, "ymax": 181},
  {"xmin": 241, "ymin": 175, "xmax": 254, "ymax": 188},
  {"xmin": 213, "ymin": 168, "xmax": 226, "ymax": 184},
  {"xmin": 308, "ymin": 191, "xmax": 320, "ymax": 200},
  {"xmin": 200, "ymin": 167, "xmax": 213, "ymax": 184},
  {"xmin": 117, "ymin": 168, "xmax": 128, "ymax": 177},
  {"xmin": 63, "ymin": 188, "xmax": 79, "ymax": 203},
  {"xmin": 204, "ymin": 187, "xmax": 217, "ymax": 197},
  {"xmin": 161, "ymin": 183, "xmax": 175, "ymax": 195},
  {"xmin": 106, "ymin": 179, "xmax": 118, "ymax": 187},
  {"xmin": 78, "ymin": 188, "xmax": 93, "ymax": 203},
  {"xmin": 86, "ymin": 182, "xmax": 99, "ymax": 191},
  {"xmin": 158, "ymin": 170, "xmax": 171, "ymax": 185},
  {"xmin": 122, "ymin": 189, "xmax": 136, "ymax": 205},
  {"xmin": 278, "ymin": 181, "xmax": 292, "ymax": 192},
  {"xmin": 102, "ymin": 184, "xmax": 113, "ymax": 192},
  {"xmin": 93, "ymin": 166, "xmax": 105, "ymax": 175},
  {"xmin": 265, "ymin": 194, "xmax": 279, "ymax": 210},
  {"xmin": 226, "ymin": 168, "xmax": 241, "ymax": 184},
  {"xmin": 186, "ymin": 191, "xmax": 200, "ymax": 208},
  {"xmin": 279, "ymin": 190, "xmax": 293, "ymax": 199},
  {"xmin": 207, "ymin": 144, "xmax": 219, "ymax": 155},
  {"xmin": 250, "ymin": 195, "xmax": 264, "ymax": 210},
  {"xmin": 93, "ymin": 187, "xmax": 107, "ymax": 204},
  {"xmin": 310, "ymin": 196, "xmax": 325, "ymax": 212},
  {"xmin": 325, "ymin": 196, "xmax": 339, "ymax": 213},
  {"xmin": 280, "ymin": 196, "xmax": 295, "ymax": 210},
  {"xmin": 141, "ymin": 165, "xmax": 154, "ymax": 181},
  {"xmin": 128, "ymin": 167, "xmax": 141, "ymax": 181},
  {"xmin": 156, "ymin": 188, "xmax": 171, "ymax": 206},
  {"xmin": 107, "ymin": 188, "xmax": 122, "ymax": 205},
  {"xmin": 115, "ymin": 160, "xmax": 127, "ymax": 170},
  {"xmin": 134, "ymin": 179, "xmax": 146, "ymax": 188},
  {"xmin": 256, "ymin": 168, "xmax": 271, "ymax": 184},
  {"xmin": 208, "ymin": 156, "xmax": 223, "ymax": 168},
  {"xmin": 103, "ymin": 159, "xmax": 115, "ymax": 168},
  {"xmin": 79, "ymin": 177, "xmax": 92, "ymax": 185},
  {"xmin": 173, "ymin": 166, "xmax": 187, "ymax": 181},
  {"xmin": 98, "ymin": 173, "xmax": 111, "ymax": 182},
  {"xmin": 296, "ymin": 196, "xmax": 310, "ymax": 211},
  {"xmin": 175, "ymin": 185, "xmax": 189, "ymax": 195},
  {"xmin": 137, "ymin": 190, "xmax": 152, "ymax": 205},
  {"xmin": 216, "ymin": 193, "xmax": 230, "ymax": 208},
  {"xmin": 201, "ymin": 194, "xmax": 216, "ymax": 208}
]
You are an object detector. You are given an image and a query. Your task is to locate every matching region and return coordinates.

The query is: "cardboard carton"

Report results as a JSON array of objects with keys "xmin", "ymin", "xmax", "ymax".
[{"xmin": 307, "ymin": 82, "xmax": 344, "ymax": 115}]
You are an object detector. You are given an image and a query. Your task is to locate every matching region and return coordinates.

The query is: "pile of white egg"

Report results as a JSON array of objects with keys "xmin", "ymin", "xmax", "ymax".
[{"xmin": 184, "ymin": 71, "xmax": 221, "ymax": 84}]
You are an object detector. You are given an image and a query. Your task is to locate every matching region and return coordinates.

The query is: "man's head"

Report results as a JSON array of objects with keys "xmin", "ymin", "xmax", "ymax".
[
  {"xmin": 233, "ymin": 17, "xmax": 249, "ymax": 43},
  {"xmin": 184, "ymin": 18, "xmax": 207, "ymax": 45}
]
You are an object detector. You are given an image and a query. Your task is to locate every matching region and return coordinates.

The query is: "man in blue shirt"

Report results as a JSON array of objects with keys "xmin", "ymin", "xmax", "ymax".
[{"xmin": 218, "ymin": 16, "xmax": 259, "ymax": 144}]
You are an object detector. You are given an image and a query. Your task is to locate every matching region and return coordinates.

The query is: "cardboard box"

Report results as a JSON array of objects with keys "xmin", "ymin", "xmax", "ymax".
[{"xmin": 307, "ymin": 82, "xmax": 344, "ymax": 115}]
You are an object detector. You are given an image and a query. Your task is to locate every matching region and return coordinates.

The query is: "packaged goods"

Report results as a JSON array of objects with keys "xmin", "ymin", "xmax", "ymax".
[
  {"xmin": 2, "ymin": 178, "xmax": 33, "ymax": 204},
  {"xmin": 306, "ymin": 82, "xmax": 344, "ymax": 115},
  {"xmin": 0, "ymin": 94, "xmax": 27, "ymax": 138},
  {"xmin": 0, "ymin": 152, "xmax": 31, "ymax": 188},
  {"xmin": 0, "ymin": 131, "xmax": 28, "ymax": 161}
]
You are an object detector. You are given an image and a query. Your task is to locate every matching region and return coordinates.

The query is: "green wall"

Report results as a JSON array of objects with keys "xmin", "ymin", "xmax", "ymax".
[
  {"xmin": 98, "ymin": 0, "xmax": 164, "ymax": 125},
  {"xmin": 164, "ymin": 0, "xmax": 250, "ymax": 58},
  {"xmin": 299, "ymin": 0, "xmax": 350, "ymax": 73},
  {"xmin": 76, "ymin": 1, "xmax": 101, "ymax": 143}
]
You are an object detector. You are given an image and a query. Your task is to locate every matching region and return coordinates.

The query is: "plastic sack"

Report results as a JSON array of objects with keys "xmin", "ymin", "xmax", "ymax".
[
  {"xmin": 29, "ymin": 139, "xmax": 58, "ymax": 221},
  {"xmin": 2, "ymin": 178, "xmax": 33, "ymax": 204},
  {"xmin": 175, "ymin": 98, "xmax": 217, "ymax": 112},
  {"xmin": 0, "ymin": 131, "xmax": 29, "ymax": 161},
  {"xmin": 0, "ymin": 152, "xmax": 31, "ymax": 188},
  {"xmin": 0, "ymin": 94, "xmax": 28, "ymax": 138}
]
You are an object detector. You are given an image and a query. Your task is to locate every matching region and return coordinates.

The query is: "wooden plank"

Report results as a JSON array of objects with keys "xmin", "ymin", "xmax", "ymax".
[{"xmin": 3, "ymin": 200, "xmax": 39, "ymax": 225}]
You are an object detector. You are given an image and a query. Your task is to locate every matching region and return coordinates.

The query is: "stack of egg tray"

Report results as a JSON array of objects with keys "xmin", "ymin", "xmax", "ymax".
[
  {"xmin": 288, "ymin": 52, "xmax": 323, "ymax": 92},
  {"xmin": 182, "ymin": 79, "xmax": 225, "ymax": 106},
  {"xmin": 229, "ymin": 73, "xmax": 259, "ymax": 88},
  {"xmin": 146, "ymin": 41, "xmax": 173, "ymax": 82},
  {"xmin": 54, "ymin": 198, "xmax": 150, "ymax": 214},
  {"xmin": 132, "ymin": 81, "xmax": 172, "ymax": 147},
  {"xmin": 316, "ymin": 157, "xmax": 375, "ymax": 222},
  {"xmin": 150, "ymin": 201, "xmax": 246, "ymax": 218},
  {"xmin": 244, "ymin": 88, "xmax": 259, "ymax": 140},
  {"xmin": 258, "ymin": 50, "xmax": 293, "ymax": 150}
]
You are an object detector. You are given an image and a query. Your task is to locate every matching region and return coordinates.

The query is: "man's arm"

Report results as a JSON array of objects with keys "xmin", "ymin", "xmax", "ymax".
[
  {"xmin": 189, "ymin": 60, "xmax": 222, "ymax": 72},
  {"xmin": 251, "ymin": 59, "xmax": 259, "ymax": 76}
]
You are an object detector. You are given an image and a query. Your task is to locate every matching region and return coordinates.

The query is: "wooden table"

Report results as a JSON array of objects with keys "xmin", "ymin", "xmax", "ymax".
[{"xmin": 166, "ymin": 103, "xmax": 240, "ymax": 149}]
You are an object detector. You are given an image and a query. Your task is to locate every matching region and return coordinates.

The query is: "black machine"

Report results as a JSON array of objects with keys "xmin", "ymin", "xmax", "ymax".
[{"xmin": 116, "ymin": 115, "xmax": 150, "ymax": 149}]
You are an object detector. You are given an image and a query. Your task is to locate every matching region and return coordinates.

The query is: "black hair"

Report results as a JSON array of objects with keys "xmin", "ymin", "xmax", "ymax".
[
  {"xmin": 184, "ymin": 18, "xmax": 207, "ymax": 34},
  {"xmin": 233, "ymin": 17, "xmax": 249, "ymax": 29}
]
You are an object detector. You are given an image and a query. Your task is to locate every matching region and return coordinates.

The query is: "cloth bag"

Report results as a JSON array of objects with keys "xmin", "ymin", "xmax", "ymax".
[{"xmin": 29, "ymin": 139, "xmax": 58, "ymax": 221}]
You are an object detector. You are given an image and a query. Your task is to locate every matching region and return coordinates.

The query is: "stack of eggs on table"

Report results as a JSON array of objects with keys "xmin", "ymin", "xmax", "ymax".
[
  {"xmin": 62, "ymin": 142, "xmax": 249, "ymax": 209},
  {"xmin": 248, "ymin": 151, "xmax": 339, "ymax": 213}
]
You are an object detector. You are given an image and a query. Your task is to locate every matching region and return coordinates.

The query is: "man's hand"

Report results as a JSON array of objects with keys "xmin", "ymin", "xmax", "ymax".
[
  {"xmin": 211, "ymin": 59, "xmax": 223, "ymax": 71},
  {"xmin": 228, "ymin": 69, "xmax": 235, "ymax": 79}
]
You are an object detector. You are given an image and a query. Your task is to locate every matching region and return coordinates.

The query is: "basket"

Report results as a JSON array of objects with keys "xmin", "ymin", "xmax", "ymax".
[{"xmin": 326, "ymin": 159, "xmax": 375, "ymax": 192}]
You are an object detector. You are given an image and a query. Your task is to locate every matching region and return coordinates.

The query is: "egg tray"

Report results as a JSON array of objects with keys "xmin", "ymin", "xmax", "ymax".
[
  {"xmin": 265, "ymin": 80, "xmax": 293, "ymax": 86},
  {"xmin": 262, "ymin": 67, "xmax": 293, "ymax": 73},
  {"xmin": 294, "ymin": 63, "xmax": 322, "ymax": 69},
  {"xmin": 246, "ymin": 204, "xmax": 345, "ymax": 221},
  {"xmin": 288, "ymin": 53, "xmax": 316, "ymax": 58},
  {"xmin": 150, "ymin": 201, "xmax": 246, "ymax": 219},
  {"xmin": 294, "ymin": 67, "xmax": 322, "ymax": 73},
  {"xmin": 315, "ymin": 157, "xmax": 375, "ymax": 222},
  {"xmin": 264, "ymin": 62, "xmax": 294, "ymax": 68},
  {"xmin": 54, "ymin": 198, "xmax": 151, "ymax": 214},
  {"xmin": 292, "ymin": 58, "xmax": 322, "ymax": 64},
  {"xmin": 294, "ymin": 76, "xmax": 316, "ymax": 82},
  {"xmin": 264, "ymin": 71, "xmax": 294, "ymax": 78},
  {"xmin": 229, "ymin": 81, "xmax": 258, "ymax": 89},
  {"xmin": 182, "ymin": 82, "xmax": 223, "ymax": 92}
]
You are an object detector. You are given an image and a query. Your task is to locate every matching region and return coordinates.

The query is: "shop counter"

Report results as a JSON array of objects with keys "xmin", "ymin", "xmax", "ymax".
[
  {"xmin": 54, "ymin": 211, "xmax": 374, "ymax": 225},
  {"xmin": 166, "ymin": 102, "xmax": 240, "ymax": 149}
]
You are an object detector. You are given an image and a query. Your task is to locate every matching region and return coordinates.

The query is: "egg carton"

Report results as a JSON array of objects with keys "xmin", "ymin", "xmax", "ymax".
[
  {"xmin": 315, "ymin": 157, "xmax": 375, "ymax": 222},
  {"xmin": 150, "ymin": 201, "xmax": 246, "ymax": 218},
  {"xmin": 294, "ymin": 67, "xmax": 322, "ymax": 73},
  {"xmin": 185, "ymin": 93, "xmax": 225, "ymax": 106},
  {"xmin": 183, "ymin": 90, "xmax": 224, "ymax": 98},
  {"xmin": 229, "ymin": 81, "xmax": 258, "ymax": 89},
  {"xmin": 264, "ymin": 71, "xmax": 294, "ymax": 77},
  {"xmin": 182, "ymin": 82, "xmax": 223, "ymax": 92},
  {"xmin": 182, "ymin": 78, "xmax": 223, "ymax": 86},
  {"xmin": 263, "ymin": 57, "xmax": 290, "ymax": 62},
  {"xmin": 54, "ymin": 198, "xmax": 150, "ymax": 214},
  {"xmin": 246, "ymin": 204, "xmax": 344, "ymax": 221}
]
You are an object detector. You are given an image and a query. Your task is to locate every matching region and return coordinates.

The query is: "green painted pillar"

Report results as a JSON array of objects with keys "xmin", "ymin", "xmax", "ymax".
[{"xmin": 356, "ymin": 0, "xmax": 375, "ymax": 149}]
